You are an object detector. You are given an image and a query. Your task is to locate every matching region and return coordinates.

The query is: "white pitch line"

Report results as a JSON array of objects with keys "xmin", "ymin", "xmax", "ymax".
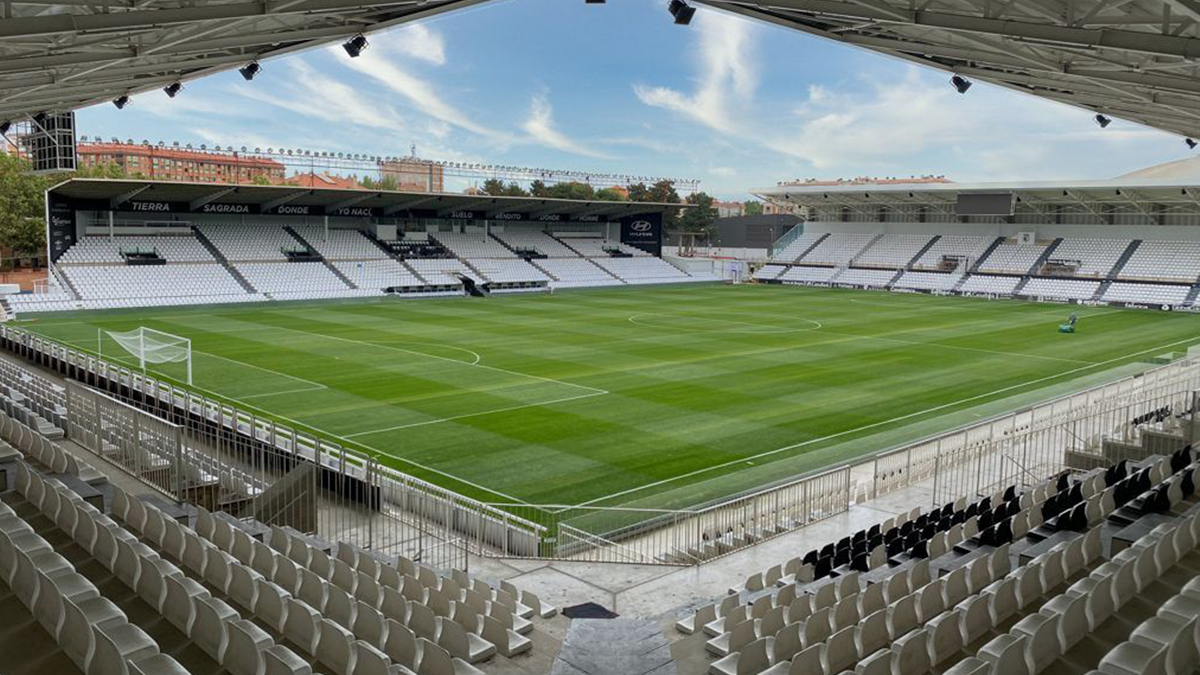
[
  {"xmin": 627, "ymin": 313, "xmax": 822, "ymax": 334},
  {"xmin": 813, "ymin": 329, "xmax": 1097, "ymax": 365},
  {"xmin": 240, "ymin": 385, "xmax": 329, "ymax": 400},
  {"xmin": 261, "ymin": 323, "xmax": 608, "ymax": 395},
  {"xmin": 573, "ymin": 332, "xmax": 1200, "ymax": 507},
  {"xmin": 345, "ymin": 390, "xmax": 609, "ymax": 437},
  {"xmin": 196, "ymin": 350, "xmax": 328, "ymax": 390}
]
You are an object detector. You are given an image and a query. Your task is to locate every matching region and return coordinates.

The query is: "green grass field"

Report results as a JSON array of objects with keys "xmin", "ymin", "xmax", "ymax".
[{"xmin": 18, "ymin": 284, "xmax": 1200, "ymax": 509}]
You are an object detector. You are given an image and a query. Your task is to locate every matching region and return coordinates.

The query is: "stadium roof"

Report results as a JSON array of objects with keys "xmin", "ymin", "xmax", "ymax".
[
  {"xmin": 754, "ymin": 178, "xmax": 1200, "ymax": 214},
  {"xmin": 0, "ymin": 0, "xmax": 483, "ymax": 123},
  {"xmin": 696, "ymin": 0, "xmax": 1200, "ymax": 139},
  {"xmin": 50, "ymin": 178, "xmax": 687, "ymax": 218}
]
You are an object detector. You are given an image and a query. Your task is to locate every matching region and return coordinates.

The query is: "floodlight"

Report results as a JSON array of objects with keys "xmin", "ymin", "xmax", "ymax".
[
  {"xmin": 163, "ymin": 82, "xmax": 183, "ymax": 98},
  {"xmin": 239, "ymin": 62, "xmax": 261, "ymax": 81},
  {"xmin": 1094, "ymin": 114, "xmax": 1111, "ymax": 128},
  {"xmin": 343, "ymin": 34, "xmax": 369, "ymax": 57},
  {"xmin": 668, "ymin": 0, "xmax": 695, "ymax": 24},
  {"xmin": 1187, "ymin": 138, "xmax": 1197, "ymax": 149},
  {"xmin": 950, "ymin": 75, "xmax": 972, "ymax": 94}
]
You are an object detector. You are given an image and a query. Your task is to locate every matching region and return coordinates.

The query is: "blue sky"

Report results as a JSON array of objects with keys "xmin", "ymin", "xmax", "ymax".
[{"xmin": 77, "ymin": 0, "xmax": 1196, "ymax": 199}]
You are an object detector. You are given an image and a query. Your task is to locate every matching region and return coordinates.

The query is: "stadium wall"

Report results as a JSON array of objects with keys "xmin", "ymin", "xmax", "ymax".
[{"xmin": 802, "ymin": 221, "xmax": 1200, "ymax": 242}]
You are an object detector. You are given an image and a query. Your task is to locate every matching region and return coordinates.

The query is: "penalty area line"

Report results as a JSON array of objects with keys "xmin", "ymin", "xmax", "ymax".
[{"xmin": 345, "ymin": 390, "xmax": 610, "ymax": 437}]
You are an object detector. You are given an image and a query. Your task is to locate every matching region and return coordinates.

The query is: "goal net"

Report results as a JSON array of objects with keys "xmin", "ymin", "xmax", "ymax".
[{"xmin": 103, "ymin": 327, "xmax": 192, "ymax": 384}]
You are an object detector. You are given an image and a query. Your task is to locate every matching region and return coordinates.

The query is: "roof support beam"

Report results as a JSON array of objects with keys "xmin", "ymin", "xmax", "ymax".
[{"xmin": 189, "ymin": 187, "xmax": 237, "ymax": 211}]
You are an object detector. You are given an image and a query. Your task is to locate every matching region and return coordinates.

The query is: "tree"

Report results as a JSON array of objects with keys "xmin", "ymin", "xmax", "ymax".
[
  {"xmin": 251, "ymin": 174, "xmax": 272, "ymax": 186},
  {"xmin": 743, "ymin": 200, "xmax": 764, "ymax": 216},
  {"xmin": 528, "ymin": 180, "xmax": 548, "ymax": 197},
  {"xmin": 0, "ymin": 153, "xmax": 52, "ymax": 265},
  {"xmin": 679, "ymin": 192, "xmax": 715, "ymax": 234},
  {"xmin": 595, "ymin": 187, "xmax": 627, "ymax": 201}
]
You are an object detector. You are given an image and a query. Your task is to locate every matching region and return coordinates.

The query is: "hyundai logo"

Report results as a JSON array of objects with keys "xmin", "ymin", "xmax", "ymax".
[{"xmin": 630, "ymin": 220, "xmax": 653, "ymax": 233}]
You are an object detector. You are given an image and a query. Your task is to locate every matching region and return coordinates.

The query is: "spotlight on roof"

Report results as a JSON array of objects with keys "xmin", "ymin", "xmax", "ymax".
[
  {"xmin": 1094, "ymin": 113, "xmax": 1111, "ymax": 128},
  {"xmin": 950, "ymin": 75, "xmax": 972, "ymax": 94},
  {"xmin": 239, "ymin": 62, "xmax": 261, "ymax": 81},
  {"xmin": 0, "ymin": 121, "xmax": 10, "ymax": 136},
  {"xmin": 343, "ymin": 34, "xmax": 369, "ymax": 58},
  {"xmin": 113, "ymin": 95, "xmax": 130, "ymax": 110},
  {"xmin": 586, "ymin": 0, "xmax": 605, "ymax": 3},
  {"xmin": 668, "ymin": 0, "xmax": 695, "ymax": 24},
  {"xmin": 1187, "ymin": 138, "xmax": 1197, "ymax": 149},
  {"xmin": 163, "ymin": 82, "xmax": 183, "ymax": 98}
]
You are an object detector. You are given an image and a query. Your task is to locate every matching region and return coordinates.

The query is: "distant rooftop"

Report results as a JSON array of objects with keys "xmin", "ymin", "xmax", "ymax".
[{"xmin": 777, "ymin": 176, "xmax": 952, "ymax": 187}]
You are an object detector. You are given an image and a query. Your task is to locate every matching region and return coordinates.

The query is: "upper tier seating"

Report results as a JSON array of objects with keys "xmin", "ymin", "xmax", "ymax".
[
  {"xmin": 893, "ymin": 271, "xmax": 959, "ymax": 291},
  {"xmin": 1047, "ymin": 238, "xmax": 1131, "ymax": 277},
  {"xmin": 332, "ymin": 259, "xmax": 426, "ymax": 289},
  {"xmin": 492, "ymin": 231, "xmax": 580, "ymax": 257},
  {"xmin": 779, "ymin": 266, "xmax": 838, "ymax": 283},
  {"xmin": 559, "ymin": 237, "xmax": 650, "ymax": 257},
  {"xmin": 62, "ymin": 264, "xmax": 247, "ymax": 301},
  {"xmin": 198, "ymin": 224, "xmax": 303, "ymax": 261},
  {"xmin": 8, "ymin": 287, "xmax": 77, "ymax": 313},
  {"xmin": 770, "ymin": 233, "xmax": 826, "ymax": 262},
  {"xmin": 854, "ymin": 235, "xmax": 934, "ymax": 268},
  {"xmin": 407, "ymin": 258, "xmax": 478, "ymax": 286},
  {"xmin": 1020, "ymin": 277, "xmax": 1101, "ymax": 300},
  {"xmin": 292, "ymin": 227, "xmax": 388, "ymax": 261},
  {"xmin": 533, "ymin": 259, "xmax": 622, "ymax": 287},
  {"xmin": 800, "ymin": 234, "xmax": 877, "ymax": 266},
  {"xmin": 1101, "ymin": 282, "xmax": 1192, "ymax": 306},
  {"xmin": 912, "ymin": 235, "xmax": 995, "ymax": 270},
  {"xmin": 833, "ymin": 268, "xmax": 895, "ymax": 287},
  {"xmin": 233, "ymin": 262, "xmax": 351, "ymax": 295},
  {"xmin": 592, "ymin": 257, "xmax": 692, "ymax": 283},
  {"xmin": 1118, "ymin": 241, "xmax": 1200, "ymax": 283},
  {"xmin": 57, "ymin": 235, "xmax": 215, "ymax": 264},
  {"xmin": 466, "ymin": 259, "xmax": 551, "ymax": 284},
  {"xmin": 433, "ymin": 232, "xmax": 516, "ymax": 259},
  {"xmin": 977, "ymin": 242, "xmax": 1048, "ymax": 275},
  {"xmin": 958, "ymin": 275, "xmax": 1022, "ymax": 295}
]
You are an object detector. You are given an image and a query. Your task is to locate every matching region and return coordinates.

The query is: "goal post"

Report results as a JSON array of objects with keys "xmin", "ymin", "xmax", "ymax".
[{"xmin": 102, "ymin": 327, "xmax": 193, "ymax": 384}]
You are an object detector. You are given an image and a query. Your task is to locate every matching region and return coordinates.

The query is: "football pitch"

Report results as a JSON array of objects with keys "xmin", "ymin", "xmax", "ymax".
[{"xmin": 17, "ymin": 284, "xmax": 1200, "ymax": 509}]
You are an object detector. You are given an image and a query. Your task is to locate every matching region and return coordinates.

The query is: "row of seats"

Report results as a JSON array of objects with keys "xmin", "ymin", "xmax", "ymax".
[
  {"xmin": 769, "ymin": 233, "xmax": 826, "ymax": 262},
  {"xmin": 976, "ymin": 243, "xmax": 1046, "ymax": 275},
  {"xmin": 853, "ymin": 235, "xmax": 933, "ymax": 269},
  {"xmin": 61, "ymin": 264, "xmax": 248, "ymax": 300},
  {"xmin": 532, "ymin": 258, "xmax": 621, "ymax": 285},
  {"xmin": 292, "ymin": 228, "xmax": 389, "ymax": 261},
  {"xmin": 1118, "ymin": 241, "xmax": 1200, "ymax": 283},
  {"xmin": 1019, "ymin": 278, "xmax": 1101, "ymax": 301},
  {"xmin": 464, "ymin": 259, "xmax": 550, "ymax": 284},
  {"xmin": 800, "ymin": 234, "xmax": 877, "ymax": 266},
  {"xmin": 911, "ymin": 236, "xmax": 995, "ymax": 271},
  {"xmin": 57, "ymin": 235, "xmax": 215, "ymax": 264},
  {"xmin": 892, "ymin": 271, "xmax": 960, "ymax": 291},
  {"xmin": 232, "ymin": 262, "xmax": 352, "ymax": 294},
  {"xmin": 1047, "ymin": 238, "xmax": 1129, "ymax": 278},
  {"xmin": 491, "ymin": 231, "xmax": 579, "ymax": 258}
]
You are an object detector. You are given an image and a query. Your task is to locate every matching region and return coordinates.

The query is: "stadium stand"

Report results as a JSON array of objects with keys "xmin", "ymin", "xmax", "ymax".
[
  {"xmin": 465, "ymin": 259, "xmax": 551, "ymax": 286},
  {"xmin": 911, "ymin": 235, "xmax": 997, "ymax": 271},
  {"xmin": 892, "ymin": 271, "xmax": 960, "ymax": 292},
  {"xmin": 292, "ymin": 227, "xmax": 389, "ymax": 261},
  {"xmin": 769, "ymin": 233, "xmax": 826, "ymax": 262},
  {"xmin": 61, "ymin": 264, "xmax": 256, "ymax": 306},
  {"xmin": 407, "ymin": 258, "xmax": 482, "ymax": 286},
  {"xmin": 852, "ymin": 234, "xmax": 934, "ymax": 269},
  {"xmin": 672, "ymin": 444, "xmax": 1200, "ymax": 675},
  {"xmin": 0, "ymin": 348, "xmax": 562, "ymax": 675},
  {"xmin": 976, "ymin": 242, "xmax": 1048, "ymax": 275},
  {"xmin": 958, "ymin": 275, "xmax": 1023, "ymax": 296},
  {"xmin": 778, "ymin": 266, "xmax": 839, "ymax": 283},
  {"xmin": 1101, "ymin": 282, "xmax": 1192, "ymax": 306},
  {"xmin": 1020, "ymin": 278, "xmax": 1102, "ymax": 301},
  {"xmin": 833, "ymin": 268, "xmax": 896, "ymax": 288},
  {"xmin": 592, "ymin": 256, "xmax": 694, "ymax": 284},
  {"xmin": 56, "ymin": 234, "xmax": 216, "ymax": 264},
  {"xmin": 491, "ymin": 231, "xmax": 580, "ymax": 259},
  {"xmin": 433, "ymin": 232, "xmax": 518, "ymax": 259},
  {"xmin": 197, "ymin": 224, "xmax": 302, "ymax": 262},
  {"xmin": 1117, "ymin": 241, "xmax": 1200, "ymax": 283},
  {"xmin": 799, "ymin": 234, "xmax": 877, "ymax": 266},
  {"xmin": 752, "ymin": 265, "xmax": 787, "ymax": 282},
  {"xmin": 557, "ymin": 236, "xmax": 650, "ymax": 258},
  {"xmin": 1042, "ymin": 239, "xmax": 1132, "ymax": 278},
  {"xmin": 232, "ymin": 262, "xmax": 356, "ymax": 296},
  {"xmin": 529, "ymin": 258, "xmax": 623, "ymax": 287},
  {"xmin": 332, "ymin": 259, "xmax": 430, "ymax": 291}
]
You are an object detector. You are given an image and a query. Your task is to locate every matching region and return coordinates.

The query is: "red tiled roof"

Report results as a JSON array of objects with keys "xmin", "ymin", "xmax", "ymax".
[{"xmin": 78, "ymin": 142, "xmax": 285, "ymax": 170}]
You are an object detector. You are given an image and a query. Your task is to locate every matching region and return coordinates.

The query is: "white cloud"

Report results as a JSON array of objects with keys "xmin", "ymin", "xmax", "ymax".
[
  {"xmin": 521, "ymin": 92, "xmax": 607, "ymax": 158},
  {"xmin": 338, "ymin": 48, "xmax": 506, "ymax": 141},
  {"xmin": 385, "ymin": 24, "xmax": 446, "ymax": 66},
  {"xmin": 232, "ymin": 60, "xmax": 406, "ymax": 132},
  {"xmin": 710, "ymin": 166, "xmax": 736, "ymax": 177},
  {"xmin": 633, "ymin": 10, "xmax": 757, "ymax": 134}
]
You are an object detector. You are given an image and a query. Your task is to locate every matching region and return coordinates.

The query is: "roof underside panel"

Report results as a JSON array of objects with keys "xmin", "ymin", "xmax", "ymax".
[
  {"xmin": 698, "ymin": 0, "xmax": 1200, "ymax": 138},
  {"xmin": 0, "ymin": 0, "xmax": 485, "ymax": 122}
]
